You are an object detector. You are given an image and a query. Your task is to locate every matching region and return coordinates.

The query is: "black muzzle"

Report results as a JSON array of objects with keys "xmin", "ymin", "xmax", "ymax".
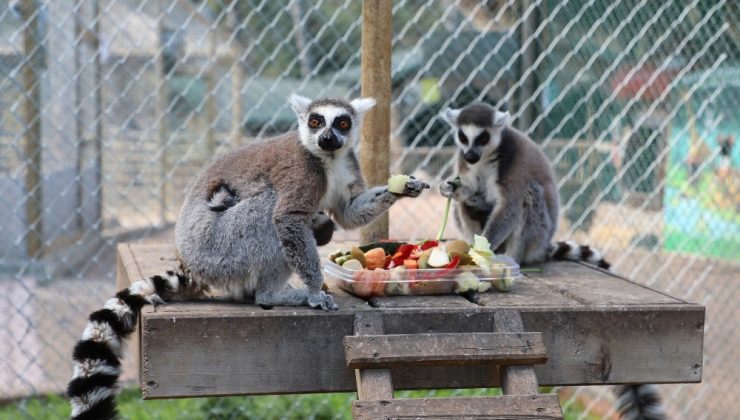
[
  {"xmin": 463, "ymin": 149, "xmax": 481, "ymax": 164},
  {"xmin": 318, "ymin": 130, "xmax": 342, "ymax": 151}
]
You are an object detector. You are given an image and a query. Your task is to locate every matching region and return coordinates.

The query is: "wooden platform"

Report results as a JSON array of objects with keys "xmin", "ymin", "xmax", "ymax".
[{"xmin": 117, "ymin": 243, "xmax": 704, "ymax": 400}]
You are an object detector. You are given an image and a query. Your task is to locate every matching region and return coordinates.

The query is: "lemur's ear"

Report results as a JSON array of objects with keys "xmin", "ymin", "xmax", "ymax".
[
  {"xmin": 441, "ymin": 108, "xmax": 461, "ymax": 126},
  {"xmin": 289, "ymin": 94, "xmax": 312, "ymax": 116},
  {"xmin": 350, "ymin": 97, "xmax": 376, "ymax": 115},
  {"xmin": 494, "ymin": 110, "xmax": 511, "ymax": 127}
]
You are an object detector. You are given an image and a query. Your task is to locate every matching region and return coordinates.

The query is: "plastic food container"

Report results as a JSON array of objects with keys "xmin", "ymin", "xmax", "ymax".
[{"xmin": 323, "ymin": 255, "xmax": 521, "ymax": 298}]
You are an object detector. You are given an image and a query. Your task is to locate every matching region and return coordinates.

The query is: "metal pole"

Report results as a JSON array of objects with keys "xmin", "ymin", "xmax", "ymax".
[
  {"xmin": 93, "ymin": 0, "xmax": 104, "ymax": 229},
  {"xmin": 206, "ymin": 32, "xmax": 217, "ymax": 155},
  {"xmin": 20, "ymin": 0, "xmax": 43, "ymax": 258},
  {"xmin": 359, "ymin": 0, "xmax": 393, "ymax": 244},
  {"xmin": 517, "ymin": 0, "xmax": 538, "ymax": 132},
  {"xmin": 157, "ymin": 25, "xmax": 168, "ymax": 225}
]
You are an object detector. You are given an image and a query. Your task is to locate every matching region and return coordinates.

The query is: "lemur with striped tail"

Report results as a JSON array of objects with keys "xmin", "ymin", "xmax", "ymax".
[
  {"xmin": 439, "ymin": 102, "xmax": 664, "ymax": 420},
  {"xmin": 67, "ymin": 95, "xmax": 430, "ymax": 419}
]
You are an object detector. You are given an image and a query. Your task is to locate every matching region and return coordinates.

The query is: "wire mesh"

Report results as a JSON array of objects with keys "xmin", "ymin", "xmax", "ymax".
[{"xmin": 0, "ymin": 0, "xmax": 737, "ymax": 418}]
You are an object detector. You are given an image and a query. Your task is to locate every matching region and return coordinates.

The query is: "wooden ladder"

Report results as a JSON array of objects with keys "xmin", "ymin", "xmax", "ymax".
[{"xmin": 344, "ymin": 310, "xmax": 563, "ymax": 419}]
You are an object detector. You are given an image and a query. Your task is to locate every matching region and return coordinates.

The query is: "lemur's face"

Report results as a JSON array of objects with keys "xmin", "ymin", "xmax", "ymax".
[
  {"xmin": 289, "ymin": 95, "xmax": 376, "ymax": 156},
  {"xmin": 442, "ymin": 104, "xmax": 510, "ymax": 165}
]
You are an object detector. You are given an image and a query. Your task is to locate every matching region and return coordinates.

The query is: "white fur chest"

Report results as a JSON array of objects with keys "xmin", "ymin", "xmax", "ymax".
[
  {"xmin": 319, "ymin": 153, "xmax": 355, "ymax": 211},
  {"xmin": 465, "ymin": 159, "xmax": 501, "ymax": 204}
]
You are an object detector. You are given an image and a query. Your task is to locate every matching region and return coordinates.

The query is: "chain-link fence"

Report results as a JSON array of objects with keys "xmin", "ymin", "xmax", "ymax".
[{"xmin": 1, "ymin": 0, "xmax": 737, "ymax": 418}]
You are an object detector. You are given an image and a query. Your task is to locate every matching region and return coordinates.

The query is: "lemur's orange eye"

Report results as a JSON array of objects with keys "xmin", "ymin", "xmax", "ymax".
[
  {"xmin": 308, "ymin": 117, "xmax": 321, "ymax": 129},
  {"xmin": 338, "ymin": 120, "xmax": 350, "ymax": 130}
]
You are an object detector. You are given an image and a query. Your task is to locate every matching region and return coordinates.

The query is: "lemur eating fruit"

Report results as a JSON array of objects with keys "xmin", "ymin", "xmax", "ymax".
[
  {"xmin": 440, "ymin": 101, "xmax": 664, "ymax": 420},
  {"xmin": 67, "ymin": 95, "xmax": 429, "ymax": 420},
  {"xmin": 439, "ymin": 102, "xmax": 609, "ymax": 268}
]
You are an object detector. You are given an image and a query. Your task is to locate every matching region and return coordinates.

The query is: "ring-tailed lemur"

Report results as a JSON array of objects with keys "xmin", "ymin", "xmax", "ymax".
[
  {"xmin": 67, "ymin": 95, "xmax": 430, "ymax": 420},
  {"xmin": 439, "ymin": 102, "xmax": 664, "ymax": 420},
  {"xmin": 438, "ymin": 102, "xmax": 608, "ymax": 267}
]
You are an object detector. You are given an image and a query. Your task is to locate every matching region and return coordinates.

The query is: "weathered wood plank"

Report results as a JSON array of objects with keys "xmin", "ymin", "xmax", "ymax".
[
  {"xmin": 140, "ymin": 304, "xmax": 359, "ymax": 399},
  {"xmin": 470, "ymin": 277, "xmax": 583, "ymax": 308},
  {"xmin": 369, "ymin": 294, "xmax": 477, "ymax": 308},
  {"xmin": 516, "ymin": 261, "xmax": 682, "ymax": 306},
  {"xmin": 494, "ymin": 310, "xmax": 540, "ymax": 396},
  {"xmin": 344, "ymin": 332, "xmax": 547, "ymax": 368},
  {"xmin": 352, "ymin": 312, "xmax": 393, "ymax": 400},
  {"xmin": 352, "ymin": 395, "xmax": 563, "ymax": 419},
  {"xmin": 127, "ymin": 244, "xmax": 179, "ymax": 278},
  {"xmin": 124, "ymin": 244, "xmax": 704, "ymax": 398},
  {"xmin": 139, "ymin": 304, "xmax": 702, "ymax": 398},
  {"xmin": 116, "ymin": 243, "xmax": 143, "ymax": 382},
  {"xmin": 116, "ymin": 243, "xmax": 141, "ymax": 290},
  {"xmin": 521, "ymin": 309, "xmax": 704, "ymax": 386}
]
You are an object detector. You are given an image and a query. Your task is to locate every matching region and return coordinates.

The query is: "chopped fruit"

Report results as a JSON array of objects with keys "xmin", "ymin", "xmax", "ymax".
[
  {"xmin": 341, "ymin": 259, "xmax": 363, "ymax": 270},
  {"xmin": 384, "ymin": 255, "xmax": 392, "ymax": 269},
  {"xmin": 368, "ymin": 269, "xmax": 389, "ymax": 295},
  {"xmin": 358, "ymin": 241, "xmax": 404, "ymax": 255},
  {"xmin": 386, "ymin": 267, "xmax": 411, "ymax": 295},
  {"xmin": 326, "ymin": 237, "xmax": 518, "ymax": 298},
  {"xmin": 477, "ymin": 281, "xmax": 492, "ymax": 293},
  {"xmin": 328, "ymin": 250, "xmax": 344, "ymax": 263},
  {"xmin": 444, "ymin": 255, "xmax": 461, "ymax": 269},
  {"xmin": 450, "ymin": 251, "xmax": 474, "ymax": 266},
  {"xmin": 350, "ymin": 247, "xmax": 366, "ymax": 267},
  {"xmin": 335, "ymin": 255, "xmax": 352, "ymax": 266},
  {"xmin": 364, "ymin": 247, "xmax": 387, "ymax": 270},
  {"xmin": 454, "ymin": 272, "xmax": 479, "ymax": 293},
  {"xmin": 403, "ymin": 259, "xmax": 418, "ymax": 269},
  {"xmin": 427, "ymin": 246, "xmax": 450, "ymax": 268},
  {"xmin": 391, "ymin": 244, "xmax": 418, "ymax": 266},
  {"xmin": 417, "ymin": 249, "xmax": 432, "ymax": 268},
  {"xmin": 492, "ymin": 277, "xmax": 513, "ymax": 292},
  {"xmin": 387, "ymin": 174, "xmax": 411, "ymax": 194},
  {"xmin": 446, "ymin": 240, "xmax": 470, "ymax": 255},
  {"xmin": 472, "ymin": 234, "xmax": 494, "ymax": 256}
]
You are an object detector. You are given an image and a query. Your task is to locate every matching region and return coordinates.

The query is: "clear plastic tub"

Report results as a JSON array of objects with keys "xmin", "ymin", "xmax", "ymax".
[{"xmin": 323, "ymin": 255, "xmax": 521, "ymax": 298}]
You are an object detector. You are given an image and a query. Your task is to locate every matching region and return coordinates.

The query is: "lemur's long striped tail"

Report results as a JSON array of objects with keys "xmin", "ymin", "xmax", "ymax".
[
  {"xmin": 614, "ymin": 384, "xmax": 667, "ymax": 420},
  {"xmin": 549, "ymin": 240, "xmax": 611, "ymax": 270},
  {"xmin": 68, "ymin": 270, "xmax": 195, "ymax": 420}
]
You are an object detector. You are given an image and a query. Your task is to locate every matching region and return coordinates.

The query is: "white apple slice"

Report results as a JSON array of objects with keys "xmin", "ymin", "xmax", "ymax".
[{"xmin": 427, "ymin": 245, "xmax": 451, "ymax": 268}]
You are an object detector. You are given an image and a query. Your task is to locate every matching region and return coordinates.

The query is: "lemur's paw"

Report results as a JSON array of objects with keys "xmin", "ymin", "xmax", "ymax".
[
  {"xmin": 399, "ymin": 177, "xmax": 430, "ymax": 198},
  {"xmin": 147, "ymin": 294, "xmax": 166, "ymax": 310},
  {"xmin": 308, "ymin": 291, "xmax": 338, "ymax": 311},
  {"xmin": 439, "ymin": 179, "xmax": 460, "ymax": 198}
]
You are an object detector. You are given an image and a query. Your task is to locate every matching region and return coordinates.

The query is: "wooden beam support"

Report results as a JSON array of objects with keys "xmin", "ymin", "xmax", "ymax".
[
  {"xmin": 352, "ymin": 312, "xmax": 394, "ymax": 400},
  {"xmin": 359, "ymin": 0, "xmax": 392, "ymax": 244},
  {"xmin": 494, "ymin": 310, "xmax": 540, "ymax": 395},
  {"xmin": 344, "ymin": 332, "xmax": 547, "ymax": 369},
  {"xmin": 353, "ymin": 395, "xmax": 563, "ymax": 419}
]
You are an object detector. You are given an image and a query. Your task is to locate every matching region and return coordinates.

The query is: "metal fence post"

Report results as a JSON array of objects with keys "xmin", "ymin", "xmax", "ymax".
[
  {"xmin": 359, "ymin": 0, "xmax": 392, "ymax": 244},
  {"xmin": 20, "ymin": 0, "xmax": 43, "ymax": 259}
]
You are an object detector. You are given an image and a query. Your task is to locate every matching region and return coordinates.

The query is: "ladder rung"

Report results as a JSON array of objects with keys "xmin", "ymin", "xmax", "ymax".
[
  {"xmin": 344, "ymin": 332, "xmax": 547, "ymax": 369},
  {"xmin": 352, "ymin": 395, "xmax": 563, "ymax": 419}
]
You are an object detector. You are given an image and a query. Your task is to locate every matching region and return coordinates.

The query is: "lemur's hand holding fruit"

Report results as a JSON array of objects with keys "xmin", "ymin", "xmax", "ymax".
[{"xmin": 387, "ymin": 174, "xmax": 430, "ymax": 197}]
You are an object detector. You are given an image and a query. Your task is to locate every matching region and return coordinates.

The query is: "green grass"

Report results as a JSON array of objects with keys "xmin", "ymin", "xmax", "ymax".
[{"xmin": 0, "ymin": 387, "xmax": 598, "ymax": 420}]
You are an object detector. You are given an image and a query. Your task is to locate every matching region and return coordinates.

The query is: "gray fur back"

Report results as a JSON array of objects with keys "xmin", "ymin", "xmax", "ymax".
[{"xmin": 175, "ymin": 179, "xmax": 289, "ymax": 296}]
